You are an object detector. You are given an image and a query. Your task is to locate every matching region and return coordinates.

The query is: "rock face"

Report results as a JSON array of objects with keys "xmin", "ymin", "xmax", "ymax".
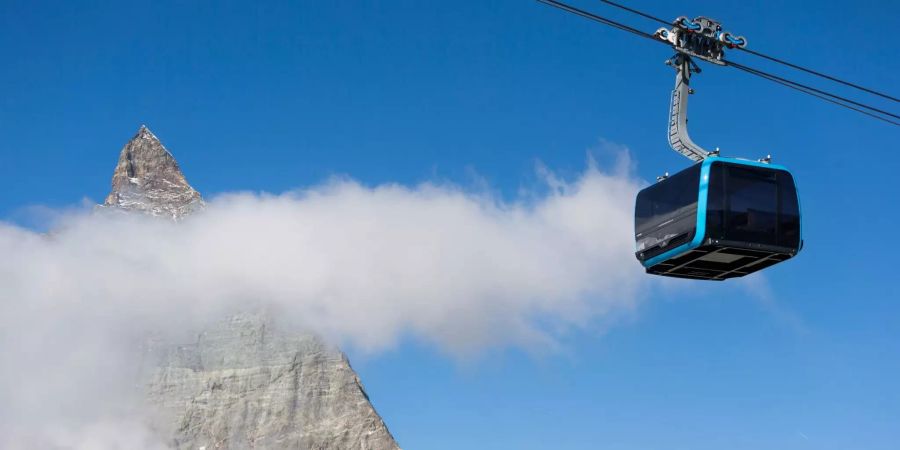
[
  {"xmin": 144, "ymin": 313, "xmax": 399, "ymax": 450},
  {"xmin": 104, "ymin": 125, "xmax": 204, "ymax": 219},
  {"xmin": 107, "ymin": 126, "xmax": 399, "ymax": 449}
]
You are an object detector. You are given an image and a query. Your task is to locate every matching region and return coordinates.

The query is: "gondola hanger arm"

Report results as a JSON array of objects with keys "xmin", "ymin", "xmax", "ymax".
[{"xmin": 655, "ymin": 17, "xmax": 746, "ymax": 162}]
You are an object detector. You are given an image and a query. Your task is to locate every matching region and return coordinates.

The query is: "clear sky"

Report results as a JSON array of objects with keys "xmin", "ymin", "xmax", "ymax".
[{"xmin": 2, "ymin": 0, "xmax": 899, "ymax": 449}]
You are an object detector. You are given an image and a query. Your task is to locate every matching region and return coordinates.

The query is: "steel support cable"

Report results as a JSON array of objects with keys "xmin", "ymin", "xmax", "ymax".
[
  {"xmin": 537, "ymin": 0, "xmax": 664, "ymax": 43},
  {"xmin": 727, "ymin": 62, "xmax": 900, "ymax": 126},
  {"xmin": 537, "ymin": 0, "xmax": 900, "ymax": 126},
  {"xmin": 596, "ymin": 0, "xmax": 670, "ymax": 26},
  {"xmin": 736, "ymin": 47, "xmax": 900, "ymax": 103},
  {"xmin": 592, "ymin": 0, "xmax": 900, "ymax": 102},
  {"xmin": 726, "ymin": 60, "xmax": 900, "ymax": 120}
]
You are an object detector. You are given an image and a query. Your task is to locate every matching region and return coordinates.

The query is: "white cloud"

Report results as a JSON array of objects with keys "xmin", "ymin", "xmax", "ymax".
[{"xmin": 0, "ymin": 158, "xmax": 646, "ymax": 447}]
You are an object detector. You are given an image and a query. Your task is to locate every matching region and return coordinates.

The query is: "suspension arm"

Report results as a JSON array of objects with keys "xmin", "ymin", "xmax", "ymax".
[{"xmin": 667, "ymin": 54, "xmax": 708, "ymax": 162}]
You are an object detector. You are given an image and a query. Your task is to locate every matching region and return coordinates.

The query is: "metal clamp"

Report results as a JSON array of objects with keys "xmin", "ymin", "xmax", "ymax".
[{"xmin": 658, "ymin": 16, "xmax": 748, "ymax": 162}]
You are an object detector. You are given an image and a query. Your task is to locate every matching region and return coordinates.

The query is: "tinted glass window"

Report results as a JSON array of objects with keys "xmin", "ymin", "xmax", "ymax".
[
  {"xmin": 635, "ymin": 163, "xmax": 700, "ymax": 232},
  {"xmin": 726, "ymin": 166, "xmax": 778, "ymax": 245},
  {"xmin": 778, "ymin": 173, "xmax": 801, "ymax": 247},
  {"xmin": 706, "ymin": 163, "xmax": 725, "ymax": 239},
  {"xmin": 705, "ymin": 162, "xmax": 801, "ymax": 249},
  {"xmin": 634, "ymin": 164, "xmax": 701, "ymax": 254}
]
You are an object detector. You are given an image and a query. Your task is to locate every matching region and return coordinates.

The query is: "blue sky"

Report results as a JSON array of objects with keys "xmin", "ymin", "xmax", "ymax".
[{"xmin": 2, "ymin": 0, "xmax": 899, "ymax": 448}]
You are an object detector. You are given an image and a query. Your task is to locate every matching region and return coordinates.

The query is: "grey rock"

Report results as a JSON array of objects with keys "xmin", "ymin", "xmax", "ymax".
[
  {"xmin": 144, "ymin": 313, "xmax": 399, "ymax": 450},
  {"xmin": 103, "ymin": 125, "xmax": 204, "ymax": 220},
  {"xmin": 105, "ymin": 126, "xmax": 399, "ymax": 449}
]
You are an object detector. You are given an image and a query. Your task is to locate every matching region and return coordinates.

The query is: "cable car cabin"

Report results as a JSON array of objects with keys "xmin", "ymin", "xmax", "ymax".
[{"xmin": 635, "ymin": 157, "xmax": 802, "ymax": 280}]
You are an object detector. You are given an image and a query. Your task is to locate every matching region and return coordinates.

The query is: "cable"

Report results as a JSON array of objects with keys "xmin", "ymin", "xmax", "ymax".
[
  {"xmin": 538, "ymin": 0, "xmax": 900, "ymax": 126},
  {"xmin": 596, "ymin": 0, "xmax": 669, "ymax": 26},
  {"xmin": 737, "ymin": 47, "xmax": 900, "ymax": 103},
  {"xmin": 537, "ymin": 0, "xmax": 664, "ymax": 44},
  {"xmin": 593, "ymin": 0, "xmax": 900, "ymax": 103},
  {"xmin": 726, "ymin": 60, "xmax": 900, "ymax": 121},
  {"xmin": 727, "ymin": 62, "xmax": 900, "ymax": 126}
]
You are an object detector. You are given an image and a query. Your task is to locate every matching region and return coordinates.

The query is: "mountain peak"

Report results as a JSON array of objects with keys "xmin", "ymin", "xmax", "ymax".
[
  {"xmin": 103, "ymin": 126, "xmax": 203, "ymax": 219},
  {"xmin": 137, "ymin": 123, "xmax": 154, "ymax": 137}
]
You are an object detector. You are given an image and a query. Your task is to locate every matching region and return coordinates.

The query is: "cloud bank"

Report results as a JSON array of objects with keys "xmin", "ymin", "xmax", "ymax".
[{"xmin": 0, "ymin": 159, "xmax": 645, "ymax": 447}]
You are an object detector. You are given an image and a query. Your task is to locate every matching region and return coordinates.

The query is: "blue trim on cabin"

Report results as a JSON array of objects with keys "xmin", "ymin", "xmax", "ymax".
[
  {"xmin": 798, "ymin": 187, "xmax": 804, "ymax": 249},
  {"xmin": 639, "ymin": 156, "xmax": 797, "ymax": 268}
]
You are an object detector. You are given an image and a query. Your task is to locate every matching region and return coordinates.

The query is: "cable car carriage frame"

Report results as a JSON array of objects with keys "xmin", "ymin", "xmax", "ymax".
[
  {"xmin": 634, "ymin": 16, "xmax": 803, "ymax": 280},
  {"xmin": 635, "ymin": 157, "xmax": 802, "ymax": 280}
]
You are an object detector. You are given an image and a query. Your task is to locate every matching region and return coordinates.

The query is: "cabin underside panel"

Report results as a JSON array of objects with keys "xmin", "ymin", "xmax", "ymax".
[{"xmin": 646, "ymin": 241, "xmax": 796, "ymax": 280}]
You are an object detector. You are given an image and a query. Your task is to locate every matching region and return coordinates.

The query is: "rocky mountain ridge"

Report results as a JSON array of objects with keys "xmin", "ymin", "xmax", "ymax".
[
  {"xmin": 106, "ymin": 126, "xmax": 399, "ymax": 449},
  {"xmin": 142, "ymin": 312, "xmax": 399, "ymax": 450},
  {"xmin": 103, "ymin": 125, "xmax": 204, "ymax": 219}
]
